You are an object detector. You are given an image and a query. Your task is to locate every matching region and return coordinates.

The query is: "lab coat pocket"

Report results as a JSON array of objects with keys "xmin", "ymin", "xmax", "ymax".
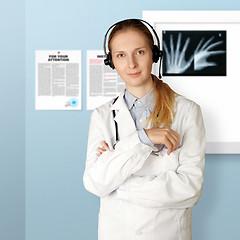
[
  {"xmin": 98, "ymin": 211, "xmax": 128, "ymax": 240},
  {"xmin": 154, "ymin": 209, "xmax": 181, "ymax": 240}
]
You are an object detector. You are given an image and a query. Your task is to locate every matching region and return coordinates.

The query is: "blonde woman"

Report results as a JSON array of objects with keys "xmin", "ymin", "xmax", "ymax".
[{"xmin": 83, "ymin": 19, "xmax": 206, "ymax": 240}]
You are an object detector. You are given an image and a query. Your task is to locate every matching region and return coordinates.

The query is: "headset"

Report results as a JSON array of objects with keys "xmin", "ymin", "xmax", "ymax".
[
  {"xmin": 103, "ymin": 18, "xmax": 163, "ymax": 79},
  {"xmin": 104, "ymin": 19, "xmax": 163, "ymax": 144}
]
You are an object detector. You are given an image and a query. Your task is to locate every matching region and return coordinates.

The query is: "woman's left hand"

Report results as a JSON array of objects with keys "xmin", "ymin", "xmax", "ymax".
[{"xmin": 97, "ymin": 141, "xmax": 110, "ymax": 155}]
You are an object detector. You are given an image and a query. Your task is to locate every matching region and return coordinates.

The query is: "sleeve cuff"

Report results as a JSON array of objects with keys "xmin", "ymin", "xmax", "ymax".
[{"xmin": 138, "ymin": 128, "xmax": 154, "ymax": 147}]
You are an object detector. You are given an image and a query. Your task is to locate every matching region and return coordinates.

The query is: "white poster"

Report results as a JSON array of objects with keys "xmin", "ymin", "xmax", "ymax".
[
  {"xmin": 35, "ymin": 50, "xmax": 82, "ymax": 110},
  {"xmin": 87, "ymin": 50, "xmax": 125, "ymax": 110},
  {"xmin": 143, "ymin": 11, "xmax": 240, "ymax": 154}
]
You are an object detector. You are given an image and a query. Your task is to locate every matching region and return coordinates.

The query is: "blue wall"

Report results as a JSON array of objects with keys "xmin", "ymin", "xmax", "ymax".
[
  {"xmin": 0, "ymin": 1, "xmax": 25, "ymax": 240},
  {"xmin": 1, "ymin": 0, "xmax": 240, "ymax": 240}
]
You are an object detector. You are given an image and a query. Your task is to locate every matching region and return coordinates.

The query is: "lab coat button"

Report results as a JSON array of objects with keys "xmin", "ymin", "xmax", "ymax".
[{"xmin": 136, "ymin": 230, "xmax": 143, "ymax": 235}]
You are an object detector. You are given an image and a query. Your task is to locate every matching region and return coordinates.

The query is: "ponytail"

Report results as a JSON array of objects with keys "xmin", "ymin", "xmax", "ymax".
[{"xmin": 145, "ymin": 75, "xmax": 177, "ymax": 128}]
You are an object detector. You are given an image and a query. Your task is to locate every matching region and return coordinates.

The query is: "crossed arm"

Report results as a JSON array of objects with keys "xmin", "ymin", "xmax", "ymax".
[
  {"xmin": 83, "ymin": 109, "xmax": 153, "ymax": 197},
  {"xmin": 84, "ymin": 103, "xmax": 206, "ymax": 209}
]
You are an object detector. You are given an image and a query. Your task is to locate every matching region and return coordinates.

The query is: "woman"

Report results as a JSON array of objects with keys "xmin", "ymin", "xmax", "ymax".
[{"xmin": 83, "ymin": 19, "xmax": 206, "ymax": 240}]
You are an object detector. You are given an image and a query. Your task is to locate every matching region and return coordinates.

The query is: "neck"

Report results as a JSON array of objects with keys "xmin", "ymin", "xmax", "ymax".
[{"xmin": 126, "ymin": 76, "xmax": 154, "ymax": 98}]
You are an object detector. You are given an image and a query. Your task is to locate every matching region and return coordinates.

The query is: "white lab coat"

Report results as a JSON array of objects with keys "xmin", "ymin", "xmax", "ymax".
[{"xmin": 83, "ymin": 90, "xmax": 206, "ymax": 240}]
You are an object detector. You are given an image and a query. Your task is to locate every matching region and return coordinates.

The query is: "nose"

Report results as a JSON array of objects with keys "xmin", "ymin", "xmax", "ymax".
[{"xmin": 128, "ymin": 55, "xmax": 137, "ymax": 69}]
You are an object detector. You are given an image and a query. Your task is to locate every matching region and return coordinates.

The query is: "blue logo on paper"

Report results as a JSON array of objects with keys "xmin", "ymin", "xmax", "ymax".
[
  {"xmin": 65, "ymin": 98, "xmax": 79, "ymax": 108},
  {"xmin": 70, "ymin": 98, "xmax": 78, "ymax": 107}
]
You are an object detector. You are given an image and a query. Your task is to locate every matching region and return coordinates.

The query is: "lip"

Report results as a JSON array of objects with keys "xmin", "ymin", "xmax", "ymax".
[{"xmin": 127, "ymin": 72, "xmax": 141, "ymax": 78}]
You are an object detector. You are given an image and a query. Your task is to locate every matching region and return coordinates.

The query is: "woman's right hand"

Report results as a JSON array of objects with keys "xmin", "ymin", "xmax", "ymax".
[{"xmin": 145, "ymin": 127, "xmax": 180, "ymax": 155}]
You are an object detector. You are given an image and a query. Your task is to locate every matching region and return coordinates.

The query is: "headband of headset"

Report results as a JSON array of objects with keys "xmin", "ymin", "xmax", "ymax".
[{"xmin": 103, "ymin": 18, "xmax": 163, "ymax": 78}]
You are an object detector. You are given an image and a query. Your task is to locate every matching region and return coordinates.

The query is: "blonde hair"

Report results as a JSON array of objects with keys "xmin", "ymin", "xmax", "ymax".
[
  {"xmin": 108, "ymin": 19, "xmax": 177, "ymax": 128},
  {"xmin": 145, "ymin": 76, "xmax": 176, "ymax": 128}
]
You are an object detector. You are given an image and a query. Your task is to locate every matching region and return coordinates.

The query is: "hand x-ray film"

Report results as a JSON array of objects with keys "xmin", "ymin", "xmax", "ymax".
[{"xmin": 162, "ymin": 30, "xmax": 226, "ymax": 76}]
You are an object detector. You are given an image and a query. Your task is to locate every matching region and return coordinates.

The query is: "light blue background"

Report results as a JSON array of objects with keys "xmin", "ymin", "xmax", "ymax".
[{"xmin": 1, "ymin": 0, "xmax": 240, "ymax": 240}]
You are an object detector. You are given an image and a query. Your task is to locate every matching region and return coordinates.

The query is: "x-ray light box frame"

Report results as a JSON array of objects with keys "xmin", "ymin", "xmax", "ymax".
[{"xmin": 143, "ymin": 11, "xmax": 240, "ymax": 154}]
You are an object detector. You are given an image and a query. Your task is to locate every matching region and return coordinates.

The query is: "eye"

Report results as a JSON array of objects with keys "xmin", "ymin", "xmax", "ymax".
[
  {"xmin": 136, "ymin": 50, "xmax": 144, "ymax": 55},
  {"xmin": 117, "ymin": 53, "xmax": 125, "ymax": 58}
]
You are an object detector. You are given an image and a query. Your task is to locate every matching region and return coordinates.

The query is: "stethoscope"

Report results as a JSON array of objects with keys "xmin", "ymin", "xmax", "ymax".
[
  {"xmin": 112, "ymin": 96, "xmax": 181, "ymax": 154},
  {"xmin": 112, "ymin": 96, "xmax": 119, "ymax": 143},
  {"xmin": 112, "ymin": 96, "xmax": 165, "ymax": 155}
]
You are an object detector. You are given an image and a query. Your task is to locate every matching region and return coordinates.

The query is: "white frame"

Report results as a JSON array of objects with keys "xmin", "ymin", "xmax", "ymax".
[{"xmin": 143, "ymin": 11, "xmax": 240, "ymax": 154}]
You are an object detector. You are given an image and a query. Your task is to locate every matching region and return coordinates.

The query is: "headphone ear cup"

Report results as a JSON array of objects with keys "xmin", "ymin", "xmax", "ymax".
[
  {"xmin": 104, "ymin": 52, "xmax": 115, "ymax": 69},
  {"xmin": 152, "ymin": 45, "xmax": 163, "ymax": 63}
]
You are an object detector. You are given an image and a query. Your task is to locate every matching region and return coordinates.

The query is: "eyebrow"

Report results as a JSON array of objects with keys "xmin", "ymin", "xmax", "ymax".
[{"xmin": 113, "ymin": 47, "xmax": 147, "ymax": 54}]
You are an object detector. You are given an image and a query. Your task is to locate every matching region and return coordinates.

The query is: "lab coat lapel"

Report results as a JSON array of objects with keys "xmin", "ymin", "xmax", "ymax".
[{"xmin": 110, "ymin": 92, "xmax": 136, "ymax": 140}]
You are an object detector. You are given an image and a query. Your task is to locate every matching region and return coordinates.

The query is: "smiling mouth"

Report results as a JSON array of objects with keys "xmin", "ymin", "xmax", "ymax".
[{"xmin": 128, "ymin": 72, "xmax": 141, "ymax": 77}]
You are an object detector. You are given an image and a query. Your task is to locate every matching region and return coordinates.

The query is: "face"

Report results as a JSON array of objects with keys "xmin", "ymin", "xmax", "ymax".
[{"xmin": 110, "ymin": 29, "xmax": 154, "ymax": 94}]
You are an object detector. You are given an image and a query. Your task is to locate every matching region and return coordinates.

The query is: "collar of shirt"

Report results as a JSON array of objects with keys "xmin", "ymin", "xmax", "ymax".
[{"xmin": 124, "ymin": 88, "xmax": 156, "ymax": 112}]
